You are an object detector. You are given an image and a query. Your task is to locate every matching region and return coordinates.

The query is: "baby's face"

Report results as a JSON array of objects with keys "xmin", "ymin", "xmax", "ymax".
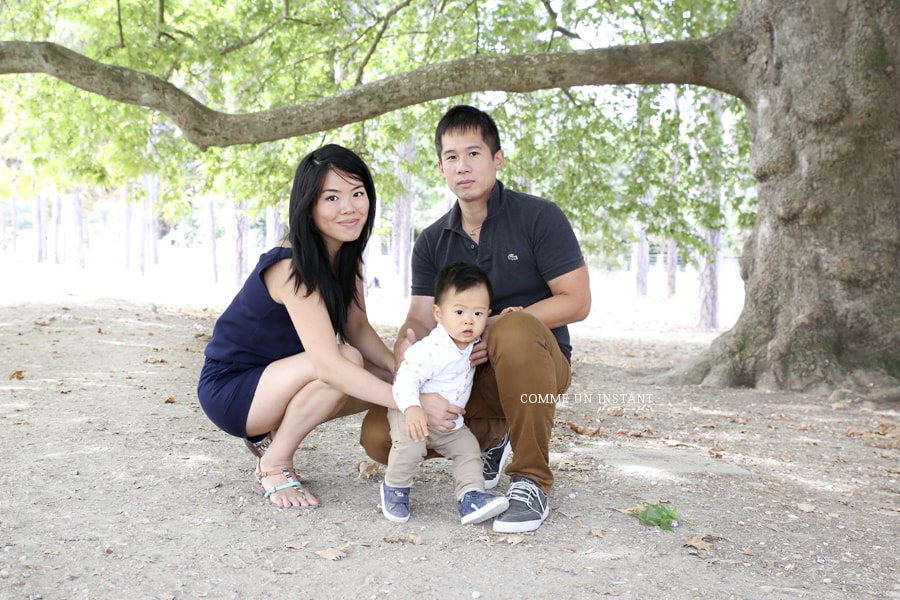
[{"xmin": 434, "ymin": 284, "xmax": 491, "ymax": 348}]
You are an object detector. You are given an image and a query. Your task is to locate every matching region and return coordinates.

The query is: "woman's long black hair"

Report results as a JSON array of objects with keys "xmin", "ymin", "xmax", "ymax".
[{"xmin": 287, "ymin": 144, "xmax": 376, "ymax": 341}]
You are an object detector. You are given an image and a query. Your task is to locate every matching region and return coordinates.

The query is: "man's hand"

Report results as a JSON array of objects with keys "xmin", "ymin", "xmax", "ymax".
[
  {"xmin": 469, "ymin": 315, "xmax": 499, "ymax": 367},
  {"xmin": 404, "ymin": 406, "xmax": 428, "ymax": 442},
  {"xmin": 394, "ymin": 327, "xmax": 417, "ymax": 372},
  {"xmin": 469, "ymin": 338, "xmax": 488, "ymax": 367},
  {"xmin": 420, "ymin": 393, "xmax": 463, "ymax": 432}
]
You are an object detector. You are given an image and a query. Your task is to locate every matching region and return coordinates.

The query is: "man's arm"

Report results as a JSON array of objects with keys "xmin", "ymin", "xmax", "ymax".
[
  {"xmin": 468, "ymin": 266, "xmax": 591, "ymax": 368},
  {"xmin": 522, "ymin": 264, "xmax": 592, "ymax": 330}
]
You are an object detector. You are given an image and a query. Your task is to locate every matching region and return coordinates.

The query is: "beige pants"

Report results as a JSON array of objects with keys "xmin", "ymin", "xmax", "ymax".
[{"xmin": 384, "ymin": 409, "xmax": 483, "ymax": 500}]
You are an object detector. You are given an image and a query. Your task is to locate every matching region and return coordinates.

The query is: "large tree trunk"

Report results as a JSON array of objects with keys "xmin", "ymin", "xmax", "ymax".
[{"xmin": 666, "ymin": 1, "xmax": 900, "ymax": 390}]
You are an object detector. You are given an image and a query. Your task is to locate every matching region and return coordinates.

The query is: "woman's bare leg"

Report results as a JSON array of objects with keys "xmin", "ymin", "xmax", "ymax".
[{"xmin": 246, "ymin": 345, "xmax": 369, "ymax": 508}]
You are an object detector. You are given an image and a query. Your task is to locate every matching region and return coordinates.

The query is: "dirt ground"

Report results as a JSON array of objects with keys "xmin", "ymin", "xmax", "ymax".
[{"xmin": 1, "ymin": 297, "xmax": 897, "ymax": 600}]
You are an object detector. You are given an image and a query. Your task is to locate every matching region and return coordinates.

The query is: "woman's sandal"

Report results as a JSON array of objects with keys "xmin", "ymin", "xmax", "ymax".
[
  {"xmin": 244, "ymin": 432, "xmax": 273, "ymax": 458},
  {"xmin": 253, "ymin": 464, "xmax": 319, "ymax": 509}
]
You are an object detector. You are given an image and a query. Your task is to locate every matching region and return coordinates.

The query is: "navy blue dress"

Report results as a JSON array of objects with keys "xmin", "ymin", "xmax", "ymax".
[{"xmin": 197, "ymin": 246, "xmax": 304, "ymax": 438}]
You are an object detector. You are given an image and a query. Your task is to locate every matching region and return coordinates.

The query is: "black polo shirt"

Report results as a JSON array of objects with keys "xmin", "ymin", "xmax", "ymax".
[{"xmin": 410, "ymin": 180, "xmax": 584, "ymax": 360}]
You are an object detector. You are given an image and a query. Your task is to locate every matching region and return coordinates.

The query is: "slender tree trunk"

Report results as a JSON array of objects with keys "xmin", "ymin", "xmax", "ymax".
[
  {"xmin": 145, "ymin": 175, "xmax": 160, "ymax": 266},
  {"xmin": 233, "ymin": 199, "xmax": 249, "ymax": 286},
  {"xmin": 72, "ymin": 189, "xmax": 85, "ymax": 269},
  {"xmin": 51, "ymin": 192, "xmax": 62, "ymax": 264},
  {"xmin": 698, "ymin": 94, "xmax": 724, "ymax": 329},
  {"xmin": 393, "ymin": 139, "xmax": 414, "ymax": 299},
  {"xmin": 635, "ymin": 225, "xmax": 649, "ymax": 297},
  {"xmin": 34, "ymin": 192, "xmax": 46, "ymax": 262},
  {"xmin": 666, "ymin": 238, "xmax": 677, "ymax": 297},
  {"xmin": 123, "ymin": 184, "xmax": 132, "ymax": 269},
  {"xmin": 266, "ymin": 204, "xmax": 284, "ymax": 247},
  {"xmin": 139, "ymin": 177, "xmax": 154, "ymax": 276},
  {"xmin": 0, "ymin": 200, "xmax": 6, "ymax": 251},
  {"xmin": 698, "ymin": 231, "xmax": 720, "ymax": 329},
  {"xmin": 12, "ymin": 192, "xmax": 19, "ymax": 252},
  {"xmin": 207, "ymin": 197, "xmax": 218, "ymax": 285},
  {"xmin": 3, "ymin": 195, "xmax": 19, "ymax": 253}
]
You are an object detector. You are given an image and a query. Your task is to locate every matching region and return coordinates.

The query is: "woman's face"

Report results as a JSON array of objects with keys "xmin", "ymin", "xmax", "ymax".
[{"xmin": 312, "ymin": 169, "xmax": 369, "ymax": 256}]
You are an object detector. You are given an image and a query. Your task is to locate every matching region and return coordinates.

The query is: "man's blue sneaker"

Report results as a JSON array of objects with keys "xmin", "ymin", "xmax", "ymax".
[
  {"xmin": 380, "ymin": 482, "xmax": 410, "ymax": 523},
  {"xmin": 458, "ymin": 490, "xmax": 510, "ymax": 525},
  {"xmin": 482, "ymin": 430, "xmax": 512, "ymax": 490},
  {"xmin": 492, "ymin": 476, "xmax": 549, "ymax": 533}
]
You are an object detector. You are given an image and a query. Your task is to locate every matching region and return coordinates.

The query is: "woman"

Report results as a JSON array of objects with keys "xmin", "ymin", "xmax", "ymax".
[{"xmin": 198, "ymin": 144, "xmax": 396, "ymax": 509}]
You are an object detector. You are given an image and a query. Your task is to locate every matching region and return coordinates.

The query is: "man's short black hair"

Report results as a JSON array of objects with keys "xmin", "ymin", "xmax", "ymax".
[
  {"xmin": 434, "ymin": 262, "xmax": 493, "ymax": 306},
  {"xmin": 434, "ymin": 105, "xmax": 502, "ymax": 160}
]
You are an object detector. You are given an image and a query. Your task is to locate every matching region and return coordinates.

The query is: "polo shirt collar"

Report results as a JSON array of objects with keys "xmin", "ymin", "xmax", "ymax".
[{"xmin": 447, "ymin": 180, "xmax": 506, "ymax": 234}]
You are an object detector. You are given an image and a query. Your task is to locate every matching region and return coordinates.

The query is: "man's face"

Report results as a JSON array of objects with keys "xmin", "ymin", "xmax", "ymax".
[{"xmin": 438, "ymin": 128, "xmax": 504, "ymax": 204}]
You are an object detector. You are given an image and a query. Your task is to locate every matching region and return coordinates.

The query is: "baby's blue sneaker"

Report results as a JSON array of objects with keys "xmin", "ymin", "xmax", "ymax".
[
  {"xmin": 380, "ymin": 482, "xmax": 410, "ymax": 523},
  {"xmin": 458, "ymin": 490, "xmax": 510, "ymax": 525}
]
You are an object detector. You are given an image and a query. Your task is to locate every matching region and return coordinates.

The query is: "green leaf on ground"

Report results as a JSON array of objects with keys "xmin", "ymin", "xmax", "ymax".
[{"xmin": 627, "ymin": 502, "xmax": 679, "ymax": 531}]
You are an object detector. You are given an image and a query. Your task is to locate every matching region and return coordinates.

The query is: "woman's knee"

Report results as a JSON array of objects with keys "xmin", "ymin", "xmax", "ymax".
[{"xmin": 339, "ymin": 344, "xmax": 364, "ymax": 366}]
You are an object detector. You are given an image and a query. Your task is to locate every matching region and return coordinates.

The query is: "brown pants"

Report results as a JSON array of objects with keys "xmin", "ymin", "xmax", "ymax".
[{"xmin": 360, "ymin": 312, "xmax": 571, "ymax": 493}]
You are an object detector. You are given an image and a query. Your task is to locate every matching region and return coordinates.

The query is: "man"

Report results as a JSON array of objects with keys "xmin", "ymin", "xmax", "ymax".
[{"xmin": 361, "ymin": 105, "xmax": 591, "ymax": 532}]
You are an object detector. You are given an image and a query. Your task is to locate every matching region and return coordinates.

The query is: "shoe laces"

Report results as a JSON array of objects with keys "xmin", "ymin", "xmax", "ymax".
[{"xmin": 508, "ymin": 479, "xmax": 544, "ymax": 511}]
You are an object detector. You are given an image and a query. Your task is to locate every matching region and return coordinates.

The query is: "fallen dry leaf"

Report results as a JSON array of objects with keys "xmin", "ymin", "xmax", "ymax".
[
  {"xmin": 872, "ymin": 422, "xmax": 895, "ymax": 436},
  {"xmin": 589, "ymin": 583, "xmax": 619, "ymax": 596},
  {"xmin": 708, "ymin": 441, "xmax": 726, "ymax": 458},
  {"xmin": 615, "ymin": 428, "xmax": 656, "ymax": 438},
  {"xmin": 383, "ymin": 534, "xmax": 424, "ymax": 545},
  {"xmin": 495, "ymin": 535, "xmax": 524, "ymax": 545},
  {"xmin": 164, "ymin": 397, "xmax": 176, "ymax": 404},
  {"xmin": 682, "ymin": 533, "xmax": 717, "ymax": 554},
  {"xmin": 567, "ymin": 421, "xmax": 603, "ymax": 436},
  {"xmin": 587, "ymin": 528, "xmax": 605, "ymax": 538},
  {"xmin": 357, "ymin": 460, "xmax": 380, "ymax": 479},
  {"xmin": 284, "ymin": 540, "xmax": 309, "ymax": 550},
  {"xmin": 315, "ymin": 543, "xmax": 349, "ymax": 561},
  {"xmin": 9, "ymin": 370, "xmax": 25, "ymax": 380}
]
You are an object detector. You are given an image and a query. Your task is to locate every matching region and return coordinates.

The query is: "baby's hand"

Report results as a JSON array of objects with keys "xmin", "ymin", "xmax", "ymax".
[
  {"xmin": 404, "ymin": 406, "xmax": 429, "ymax": 442},
  {"xmin": 501, "ymin": 306, "xmax": 524, "ymax": 315}
]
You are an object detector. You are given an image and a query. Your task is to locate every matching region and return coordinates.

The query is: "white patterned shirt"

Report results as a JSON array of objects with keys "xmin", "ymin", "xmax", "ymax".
[{"xmin": 392, "ymin": 323, "xmax": 476, "ymax": 431}]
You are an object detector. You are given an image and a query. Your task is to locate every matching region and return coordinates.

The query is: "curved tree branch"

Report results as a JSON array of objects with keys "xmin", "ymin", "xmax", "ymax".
[
  {"xmin": 0, "ymin": 28, "xmax": 751, "ymax": 150},
  {"xmin": 354, "ymin": 0, "xmax": 414, "ymax": 86}
]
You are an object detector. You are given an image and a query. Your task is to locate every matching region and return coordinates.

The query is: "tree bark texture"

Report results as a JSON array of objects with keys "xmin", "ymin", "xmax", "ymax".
[{"xmin": 666, "ymin": 0, "xmax": 900, "ymax": 390}]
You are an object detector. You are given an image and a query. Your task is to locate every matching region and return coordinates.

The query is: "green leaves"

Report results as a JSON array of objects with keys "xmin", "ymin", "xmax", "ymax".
[
  {"xmin": 1, "ymin": 0, "xmax": 753, "ymax": 266},
  {"xmin": 627, "ymin": 501, "xmax": 680, "ymax": 531}
]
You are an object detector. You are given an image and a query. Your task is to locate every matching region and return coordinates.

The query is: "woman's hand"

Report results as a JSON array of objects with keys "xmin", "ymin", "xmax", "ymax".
[{"xmin": 419, "ymin": 393, "xmax": 463, "ymax": 432}]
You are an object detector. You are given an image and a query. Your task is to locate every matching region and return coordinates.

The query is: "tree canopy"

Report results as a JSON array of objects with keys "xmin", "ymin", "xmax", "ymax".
[{"xmin": 1, "ymin": 0, "xmax": 750, "ymax": 257}]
